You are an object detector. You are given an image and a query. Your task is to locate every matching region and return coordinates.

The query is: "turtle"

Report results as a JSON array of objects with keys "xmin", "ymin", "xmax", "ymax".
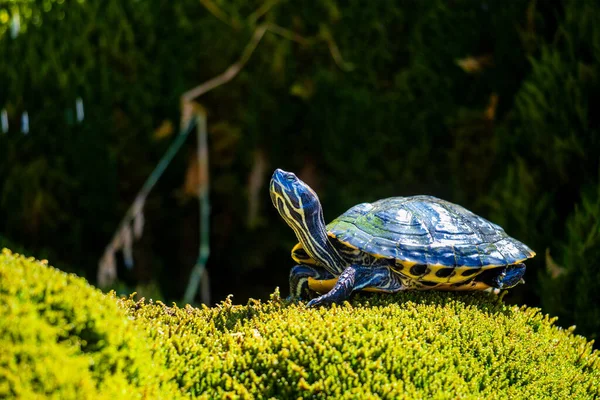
[{"xmin": 270, "ymin": 168, "xmax": 536, "ymax": 307}]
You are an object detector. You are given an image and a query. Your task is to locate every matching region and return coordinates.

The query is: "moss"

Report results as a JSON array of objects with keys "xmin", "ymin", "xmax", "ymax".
[
  {"xmin": 0, "ymin": 249, "xmax": 184, "ymax": 399},
  {"xmin": 125, "ymin": 293, "xmax": 600, "ymax": 399},
  {"xmin": 2, "ymin": 249, "xmax": 599, "ymax": 399}
]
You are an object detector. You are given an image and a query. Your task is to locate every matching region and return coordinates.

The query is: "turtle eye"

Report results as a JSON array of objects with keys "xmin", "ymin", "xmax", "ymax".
[{"xmin": 285, "ymin": 174, "xmax": 295, "ymax": 182}]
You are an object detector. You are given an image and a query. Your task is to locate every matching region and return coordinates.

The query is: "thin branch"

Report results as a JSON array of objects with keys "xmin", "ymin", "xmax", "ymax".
[
  {"xmin": 248, "ymin": 0, "xmax": 280, "ymax": 26},
  {"xmin": 182, "ymin": 22, "xmax": 351, "ymax": 103},
  {"xmin": 319, "ymin": 25, "xmax": 354, "ymax": 72},
  {"xmin": 199, "ymin": 0, "xmax": 233, "ymax": 27},
  {"xmin": 182, "ymin": 24, "xmax": 269, "ymax": 102},
  {"xmin": 267, "ymin": 23, "xmax": 310, "ymax": 45}
]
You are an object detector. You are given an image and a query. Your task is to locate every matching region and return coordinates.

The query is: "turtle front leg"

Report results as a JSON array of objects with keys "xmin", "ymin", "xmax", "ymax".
[
  {"xmin": 289, "ymin": 265, "xmax": 335, "ymax": 301},
  {"xmin": 307, "ymin": 265, "xmax": 404, "ymax": 307}
]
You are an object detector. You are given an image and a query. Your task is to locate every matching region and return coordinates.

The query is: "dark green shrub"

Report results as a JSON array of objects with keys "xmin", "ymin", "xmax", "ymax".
[
  {"xmin": 539, "ymin": 184, "xmax": 600, "ymax": 342},
  {"xmin": 486, "ymin": 0, "xmax": 600, "ymax": 319}
]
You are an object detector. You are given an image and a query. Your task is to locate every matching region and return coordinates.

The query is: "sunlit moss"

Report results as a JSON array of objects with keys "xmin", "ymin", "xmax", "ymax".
[
  {"xmin": 124, "ymin": 292, "xmax": 600, "ymax": 399},
  {"xmin": 3, "ymin": 249, "xmax": 598, "ymax": 399},
  {"xmin": 0, "ymin": 249, "xmax": 184, "ymax": 399}
]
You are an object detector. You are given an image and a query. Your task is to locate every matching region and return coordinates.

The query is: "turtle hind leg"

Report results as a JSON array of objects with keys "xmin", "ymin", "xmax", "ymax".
[
  {"xmin": 289, "ymin": 265, "xmax": 334, "ymax": 301},
  {"xmin": 307, "ymin": 265, "xmax": 404, "ymax": 307},
  {"xmin": 498, "ymin": 263, "xmax": 526, "ymax": 288},
  {"xmin": 477, "ymin": 263, "xmax": 526, "ymax": 290}
]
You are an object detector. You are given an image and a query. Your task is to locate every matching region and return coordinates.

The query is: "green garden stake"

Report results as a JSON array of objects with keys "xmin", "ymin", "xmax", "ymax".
[
  {"xmin": 21, "ymin": 111, "xmax": 28, "ymax": 134},
  {"xmin": 1, "ymin": 109, "xmax": 7, "ymax": 133},
  {"xmin": 183, "ymin": 112, "xmax": 210, "ymax": 305},
  {"xmin": 76, "ymin": 97, "xmax": 84, "ymax": 122},
  {"xmin": 10, "ymin": 12, "xmax": 19, "ymax": 39},
  {"xmin": 98, "ymin": 119, "xmax": 197, "ymax": 287}
]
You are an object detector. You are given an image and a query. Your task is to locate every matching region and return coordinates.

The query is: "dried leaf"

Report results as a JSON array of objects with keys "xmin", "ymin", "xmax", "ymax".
[
  {"xmin": 485, "ymin": 93, "xmax": 499, "ymax": 121},
  {"xmin": 183, "ymin": 155, "xmax": 208, "ymax": 198},
  {"xmin": 290, "ymin": 79, "xmax": 315, "ymax": 100},
  {"xmin": 546, "ymin": 248, "xmax": 566, "ymax": 279},
  {"xmin": 153, "ymin": 120, "xmax": 174, "ymax": 141},
  {"xmin": 456, "ymin": 54, "xmax": 494, "ymax": 74}
]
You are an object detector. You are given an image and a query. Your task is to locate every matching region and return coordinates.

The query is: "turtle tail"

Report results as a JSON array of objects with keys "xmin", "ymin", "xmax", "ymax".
[{"xmin": 477, "ymin": 264, "xmax": 526, "ymax": 289}]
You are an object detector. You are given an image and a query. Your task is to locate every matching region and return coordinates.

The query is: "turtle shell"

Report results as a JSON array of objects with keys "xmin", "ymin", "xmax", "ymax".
[{"xmin": 326, "ymin": 195, "xmax": 535, "ymax": 268}]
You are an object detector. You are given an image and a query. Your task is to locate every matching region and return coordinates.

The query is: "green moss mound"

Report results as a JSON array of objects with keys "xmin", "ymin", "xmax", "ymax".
[
  {"xmin": 127, "ymin": 294, "xmax": 600, "ymax": 399},
  {"xmin": 0, "ymin": 249, "xmax": 184, "ymax": 399},
  {"xmin": 2, "ymin": 249, "xmax": 600, "ymax": 399}
]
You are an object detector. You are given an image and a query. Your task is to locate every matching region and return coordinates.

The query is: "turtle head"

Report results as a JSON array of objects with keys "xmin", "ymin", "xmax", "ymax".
[
  {"xmin": 270, "ymin": 169, "xmax": 320, "ymax": 218},
  {"xmin": 270, "ymin": 168, "xmax": 346, "ymax": 275}
]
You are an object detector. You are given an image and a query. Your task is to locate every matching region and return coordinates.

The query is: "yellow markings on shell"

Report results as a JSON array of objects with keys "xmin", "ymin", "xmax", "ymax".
[
  {"xmin": 398, "ymin": 279, "xmax": 493, "ymax": 291},
  {"xmin": 434, "ymin": 281, "xmax": 493, "ymax": 291},
  {"xmin": 420, "ymin": 265, "xmax": 482, "ymax": 284},
  {"xmin": 398, "ymin": 260, "xmax": 418, "ymax": 268},
  {"xmin": 393, "ymin": 260, "xmax": 501, "ymax": 283},
  {"xmin": 371, "ymin": 252, "xmax": 390, "ymax": 260},
  {"xmin": 515, "ymin": 254, "xmax": 535, "ymax": 263}
]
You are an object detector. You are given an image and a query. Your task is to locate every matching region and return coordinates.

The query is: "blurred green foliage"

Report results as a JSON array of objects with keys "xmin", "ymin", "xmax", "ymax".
[
  {"xmin": 2, "ymin": 249, "xmax": 600, "ymax": 399},
  {"xmin": 0, "ymin": 0, "xmax": 599, "ymax": 340},
  {"xmin": 539, "ymin": 183, "xmax": 600, "ymax": 342}
]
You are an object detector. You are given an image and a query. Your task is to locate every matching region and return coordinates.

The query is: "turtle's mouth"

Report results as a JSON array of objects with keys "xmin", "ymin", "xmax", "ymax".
[
  {"xmin": 269, "ymin": 173, "xmax": 287, "ymax": 199},
  {"xmin": 270, "ymin": 169, "xmax": 296, "ymax": 205}
]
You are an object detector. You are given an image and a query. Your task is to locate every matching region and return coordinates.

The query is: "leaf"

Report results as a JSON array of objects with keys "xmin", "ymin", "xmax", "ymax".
[
  {"xmin": 484, "ymin": 93, "xmax": 499, "ymax": 121},
  {"xmin": 545, "ymin": 248, "xmax": 566, "ymax": 279},
  {"xmin": 456, "ymin": 54, "xmax": 494, "ymax": 74},
  {"xmin": 290, "ymin": 78, "xmax": 314, "ymax": 100},
  {"xmin": 152, "ymin": 120, "xmax": 174, "ymax": 141}
]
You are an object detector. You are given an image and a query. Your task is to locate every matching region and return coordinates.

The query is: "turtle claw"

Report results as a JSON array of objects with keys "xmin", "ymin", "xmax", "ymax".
[
  {"xmin": 306, "ymin": 298, "xmax": 319, "ymax": 307},
  {"xmin": 306, "ymin": 286, "xmax": 349, "ymax": 307},
  {"xmin": 307, "ymin": 295, "xmax": 334, "ymax": 308}
]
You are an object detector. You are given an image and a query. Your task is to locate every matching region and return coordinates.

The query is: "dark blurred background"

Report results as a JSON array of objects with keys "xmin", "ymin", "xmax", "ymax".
[{"xmin": 0, "ymin": 0, "xmax": 599, "ymax": 342}]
